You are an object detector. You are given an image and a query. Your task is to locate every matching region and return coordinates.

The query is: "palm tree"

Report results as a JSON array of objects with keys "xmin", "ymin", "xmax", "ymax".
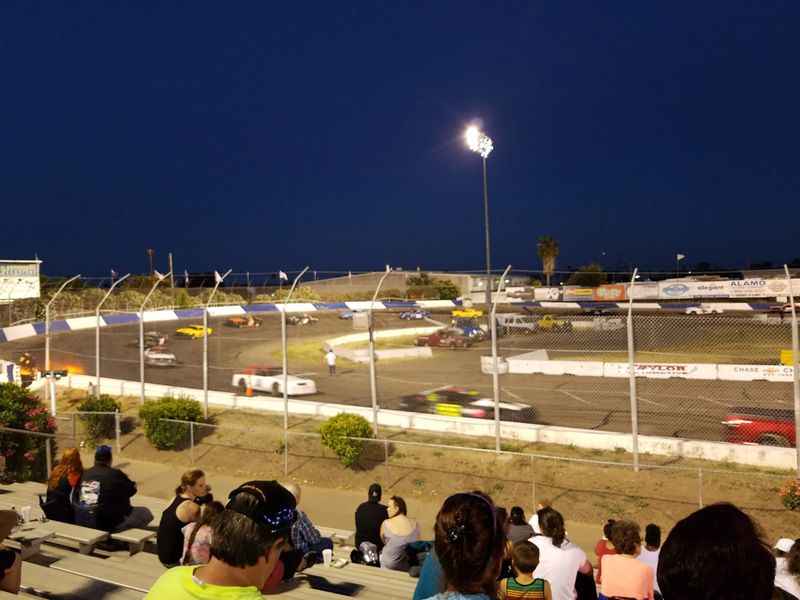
[{"xmin": 537, "ymin": 236, "xmax": 560, "ymax": 286}]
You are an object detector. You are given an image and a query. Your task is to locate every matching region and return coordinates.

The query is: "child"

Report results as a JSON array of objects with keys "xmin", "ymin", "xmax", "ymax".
[{"xmin": 499, "ymin": 541, "xmax": 552, "ymax": 600}]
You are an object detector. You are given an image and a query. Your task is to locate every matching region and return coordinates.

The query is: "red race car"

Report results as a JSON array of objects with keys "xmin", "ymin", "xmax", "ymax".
[
  {"xmin": 722, "ymin": 406, "xmax": 794, "ymax": 446},
  {"xmin": 415, "ymin": 328, "xmax": 473, "ymax": 348}
]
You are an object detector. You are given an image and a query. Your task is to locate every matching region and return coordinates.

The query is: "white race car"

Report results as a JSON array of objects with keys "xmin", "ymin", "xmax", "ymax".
[
  {"xmin": 685, "ymin": 305, "xmax": 724, "ymax": 315},
  {"xmin": 144, "ymin": 346, "xmax": 177, "ymax": 367},
  {"xmin": 232, "ymin": 366, "xmax": 317, "ymax": 396}
]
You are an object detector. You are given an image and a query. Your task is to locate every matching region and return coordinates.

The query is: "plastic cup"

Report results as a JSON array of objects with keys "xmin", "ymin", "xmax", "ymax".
[
  {"xmin": 20, "ymin": 506, "xmax": 31, "ymax": 522},
  {"xmin": 322, "ymin": 548, "xmax": 333, "ymax": 567}
]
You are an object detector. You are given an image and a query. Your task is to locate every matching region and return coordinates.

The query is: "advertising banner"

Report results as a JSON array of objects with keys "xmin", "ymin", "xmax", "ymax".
[
  {"xmin": 563, "ymin": 287, "xmax": 594, "ymax": 301},
  {"xmin": 727, "ymin": 278, "xmax": 788, "ymax": 298},
  {"xmin": 593, "ymin": 284, "xmax": 626, "ymax": 302},
  {"xmin": 534, "ymin": 287, "xmax": 561, "ymax": 301},
  {"xmin": 0, "ymin": 261, "xmax": 41, "ymax": 300},
  {"xmin": 604, "ymin": 362, "xmax": 717, "ymax": 380},
  {"xmin": 658, "ymin": 280, "xmax": 728, "ymax": 299},
  {"xmin": 628, "ymin": 282, "xmax": 659, "ymax": 300},
  {"xmin": 717, "ymin": 364, "xmax": 795, "ymax": 382}
]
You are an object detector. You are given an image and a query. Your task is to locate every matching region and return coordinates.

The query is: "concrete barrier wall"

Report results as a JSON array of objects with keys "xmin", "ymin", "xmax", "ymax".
[{"xmin": 60, "ymin": 373, "xmax": 797, "ymax": 470}]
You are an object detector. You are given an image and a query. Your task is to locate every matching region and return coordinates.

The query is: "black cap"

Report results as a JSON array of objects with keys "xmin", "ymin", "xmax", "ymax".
[
  {"xmin": 95, "ymin": 445, "xmax": 112, "ymax": 462},
  {"xmin": 368, "ymin": 483, "xmax": 382, "ymax": 502},
  {"xmin": 227, "ymin": 480, "xmax": 297, "ymax": 533}
]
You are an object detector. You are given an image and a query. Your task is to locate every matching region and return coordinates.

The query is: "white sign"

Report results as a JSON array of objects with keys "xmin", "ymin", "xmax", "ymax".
[
  {"xmin": 534, "ymin": 287, "xmax": 560, "ymax": 301},
  {"xmin": 0, "ymin": 261, "xmax": 40, "ymax": 301},
  {"xmin": 604, "ymin": 362, "xmax": 717, "ymax": 380},
  {"xmin": 717, "ymin": 364, "xmax": 795, "ymax": 382},
  {"xmin": 627, "ymin": 282, "xmax": 659, "ymax": 300}
]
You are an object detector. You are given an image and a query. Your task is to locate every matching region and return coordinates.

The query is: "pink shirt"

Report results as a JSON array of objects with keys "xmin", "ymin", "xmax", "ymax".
[
  {"xmin": 601, "ymin": 554, "xmax": 654, "ymax": 600},
  {"xmin": 180, "ymin": 523, "xmax": 213, "ymax": 565}
]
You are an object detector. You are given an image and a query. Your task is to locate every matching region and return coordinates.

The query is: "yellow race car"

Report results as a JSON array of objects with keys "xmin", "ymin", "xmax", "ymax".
[
  {"xmin": 451, "ymin": 308, "xmax": 484, "ymax": 318},
  {"xmin": 175, "ymin": 325, "xmax": 214, "ymax": 339}
]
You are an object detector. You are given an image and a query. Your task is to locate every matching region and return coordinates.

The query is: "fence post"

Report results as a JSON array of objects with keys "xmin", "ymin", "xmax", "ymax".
[
  {"xmin": 697, "ymin": 468, "xmax": 703, "ymax": 508},
  {"xmin": 283, "ymin": 431, "xmax": 288, "ymax": 477},
  {"xmin": 784, "ymin": 265, "xmax": 800, "ymax": 478},
  {"xmin": 368, "ymin": 267, "xmax": 393, "ymax": 436},
  {"xmin": 114, "ymin": 409, "xmax": 121, "ymax": 456},
  {"xmin": 71, "ymin": 413, "xmax": 76, "ymax": 444},
  {"xmin": 189, "ymin": 422, "xmax": 195, "ymax": 465},
  {"xmin": 530, "ymin": 454, "xmax": 536, "ymax": 510},
  {"xmin": 384, "ymin": 438, "xmax": 389, "ymax": 483},
  {"xmin": 45, "ymin": 438, "xmax": 52, "ymax": 478},
  {"xmin": 627, "ymin": 268, "xmax": 640, "ymax": 472},
  {"xmin": 282, "ymin": 267, "xmax": 309, "ymax": 476}
]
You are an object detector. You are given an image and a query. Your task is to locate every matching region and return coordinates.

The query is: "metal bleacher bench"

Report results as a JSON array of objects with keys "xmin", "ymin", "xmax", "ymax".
[
  {"xmin": 110, "ymin": 528, "xmax": 156, "ymax": 555},
  {"xmin": 21, "ymin": 561, "xmax": 143, "ymax": 600},
  {"xmin": 317, "ymin": 526, "xmax": 355, "ymax": 546}
]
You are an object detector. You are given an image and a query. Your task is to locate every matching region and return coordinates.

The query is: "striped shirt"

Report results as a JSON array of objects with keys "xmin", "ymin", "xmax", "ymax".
[{"xmin": 503, "ymin": 577, "xmax": 547, "ymax": 599}]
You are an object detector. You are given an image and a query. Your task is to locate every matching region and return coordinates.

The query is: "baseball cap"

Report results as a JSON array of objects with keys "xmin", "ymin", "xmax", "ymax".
[
  {"xmin": 368, "ymin": 483, "xmax": 382, "ymax": 501},
  {"xmin": 227, "ymin": 480, "xmax": 297, "ymax": 534},
  {"xmin": 95, "ymin": 445, "xmax": 112, "ymax": 461},
  {"xmin": 775, "ymin": 538, "xmax": 796, "ymax": 553}
]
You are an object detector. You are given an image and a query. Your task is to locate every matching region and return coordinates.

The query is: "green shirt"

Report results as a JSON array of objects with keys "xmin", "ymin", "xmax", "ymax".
[{"xmin": 145, "ymin": 566, "xmax": 263, "ymax": 600}]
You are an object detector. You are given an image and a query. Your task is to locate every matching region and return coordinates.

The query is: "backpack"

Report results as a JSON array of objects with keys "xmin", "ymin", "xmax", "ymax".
[{"xmin": 73, "ymin": 479, "xmax": 100, "ymax": 528}]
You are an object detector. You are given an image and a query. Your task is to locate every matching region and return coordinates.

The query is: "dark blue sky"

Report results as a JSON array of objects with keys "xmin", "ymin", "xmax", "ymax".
[{"xmin": 2, "ymin": 1, "xmax": 799, "ymax": 276}]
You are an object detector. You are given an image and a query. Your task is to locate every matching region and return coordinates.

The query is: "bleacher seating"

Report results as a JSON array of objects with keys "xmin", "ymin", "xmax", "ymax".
[{"xmin": 0, "ymin": 481, "xmax": 418, "ymax": 600}]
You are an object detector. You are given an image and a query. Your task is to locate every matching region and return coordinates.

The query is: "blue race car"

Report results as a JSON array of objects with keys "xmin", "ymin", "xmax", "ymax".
[{"xmin": 399, "ymin": 309, "xmax": 432, "ymax": 320}]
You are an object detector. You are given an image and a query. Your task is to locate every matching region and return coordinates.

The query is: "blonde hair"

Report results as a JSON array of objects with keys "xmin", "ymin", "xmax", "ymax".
[{"xmin": 176, "ymin": 469, "xmax": 205, "ymax": 495}]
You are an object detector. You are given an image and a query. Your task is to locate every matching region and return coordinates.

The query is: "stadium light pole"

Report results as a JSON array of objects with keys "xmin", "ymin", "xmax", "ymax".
[
  {"xmin": 204, "ymin": 269, "xmax": 232, "ymax": 419},
  {"xmin": 369, "ymin": 266, "xmax": 393, "ymax": 436},
  {"xmin": 139, "ymin": 271, "xmax": 171, "ymax": 406},
  {"xmin": 282, "ymin": 266, "xmax": 309, "ymax": 476},
  {"xmin": 95, "ymin": 273, "xmax": 130, "ymax": 397},
  {"xmin": 491, "ymin": 265, "xmax": 513, "ymax": 453},
  {"xmin": 627, "ymin": 268, "xmax": 640, "ymax": 472},
  {"xmin": 45, "ymin": 274, "xmax": 81, "ymax": 415},
  {"xmin": 465, "ymin": 125, "xmax": 494, "ymax": 306},
  {"xmin": 784, "ymin": 264, "xmax": 800, "ymax": 478}
]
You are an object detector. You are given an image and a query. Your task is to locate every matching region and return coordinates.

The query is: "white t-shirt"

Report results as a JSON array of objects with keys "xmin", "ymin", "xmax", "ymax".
[
  {"xmin": 326, "ymin": 351, "xmax": 336, "ymax": 366},
  {"xmin": 532, "ymin": 536, "xmax": 588, "ymax": 600},
  {"xmin": 775, "ymin": 557, "xmax": 800, "ymax": 599},
  {"xmin": 528, "ymin": 513, "xmax": 541, "ymax": 534},
  {"xmin": 636, "ymin": 547, "xmax": 661, "ymax": 594}
]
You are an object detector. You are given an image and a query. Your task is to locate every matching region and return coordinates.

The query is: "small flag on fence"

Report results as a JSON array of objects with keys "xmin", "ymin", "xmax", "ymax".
[
  {"xmin": 279, "ymin": 271, "xmax": 288, "ymax": 281},
  {"xmin": 676, "ymin": 254, "xmax": 686, "ymax": 261},
  {"xmin": 184, "ymin": 270, "xmax": 190, "ymax": 287},
  {"xmin": 214, "ymin": 270, "xmax": 223, "ymax": 284}
]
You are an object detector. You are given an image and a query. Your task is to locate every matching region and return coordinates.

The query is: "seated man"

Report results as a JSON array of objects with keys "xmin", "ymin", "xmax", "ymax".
[
  {"xmin": 284, "ymin": 483, "xmax": 333, "ymax": 559},
  {"xmin": 77, "ymin": 445, "xmax": 153, "ymax": 532},
  {"xmin": 355, "ymin": 483, "xmax": 389, "ymax": 552},
  {"xmin": 146, "ymin": 480, "xmax": 297, "ymax": 600}
]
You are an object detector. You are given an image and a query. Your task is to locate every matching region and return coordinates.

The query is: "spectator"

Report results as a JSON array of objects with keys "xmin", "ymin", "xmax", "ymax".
[
  {"xmin": 499, "ymin": 541, "xmax": 552, "ymax": 600},
  {"xmin": 42, "ymin": 448, "xmax": 83, "ymax": 523},
  {"xmin": 508, "ymin": 506, "xmax": 535, "ymax": 545},
  {"xmin": 421, "ymin": 491, "xmax": 505, "ymax": 600},
  {"xmin": 594, "ymin": 519, "xmax": 617, "ymax": 584},
  {"xmin": 181, "ymin": 501, "xmax": 225, "ymax": 566},
  {"xmin": 355, "ymin": 483, "xmax": 389, "ymax": 551},
  {"xmin": 158, "ymin": 469, "xmax": 212, "ymax": 566},
  {"xmin": 496, "ymin": 507, "xmax": 514, "ymax": 580},
  {"xmin": 76, "ymin": 445, "xmax": 153, "ymax": 532},
  {"xmin": 600, "ymin": 520, "xmax": 653, "ymax": 600},
  {"xmin": 0, "ymin": 511, "xmax": 21, "ymax": 594},
  {"xmin": 637, "ymin": 524, "xmax": 662, "ymax": 599},
  {"xmin": 531, "ymin": 507, "xmax": 592, "ymax": 600},
  {"xmin": 380, "ymin": 496, "xmax": 420, "ymax": 571},
  {"xmin": 658, "ymin": 502, "xmax": 775, "ymax": 600},
  {"xmin": 774, "ymin": 538, "xmax": 800, "ymax": 599},
  {"xmin": 529, "ymin": 499, "xmax": 552, "ymax": 535},
  {"xmin": 326, "ymin": 349, "xmax": 336, "ymax": 375},
  {"xmin": 284, "ymin": 483, "xmax": 333, "ymax": 559},
  {"xmin": 145, "ymin": 480, "xmax": 297, "ymax": 600}
]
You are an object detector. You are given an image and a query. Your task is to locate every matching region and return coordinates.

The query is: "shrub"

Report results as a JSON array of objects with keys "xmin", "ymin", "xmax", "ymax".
[
  {"xmin": 76, "ymin": 394, "xmax": 120, "ymax": 445},
  {"xmin": 0, "ymin": 384, "xmax": 57, "ymax": 481},
  {"xmin": 139, "ymin": 396, "xmax": 204, "ymax": 450},
  {"xmin": 434, "ymin": 279, "xmax": 460, "ymax": 300},
  {"xmin": 780, "ymin": 479, "xmax": 800, "ymax": 510},
  {"xmin": 320, "ymin": 413, "xmax": 373, "ymax": 468}
]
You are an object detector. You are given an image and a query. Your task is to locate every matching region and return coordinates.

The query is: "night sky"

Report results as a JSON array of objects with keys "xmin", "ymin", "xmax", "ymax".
[{"xmin": 2, "ymin": 2, "xmax": 799, "ymax": 277}]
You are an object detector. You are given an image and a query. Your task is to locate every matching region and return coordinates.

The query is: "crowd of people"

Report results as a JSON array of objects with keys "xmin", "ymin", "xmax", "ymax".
[{"xmin": 0, "ymin": 448, "xmax": 794, "ymax": 599}]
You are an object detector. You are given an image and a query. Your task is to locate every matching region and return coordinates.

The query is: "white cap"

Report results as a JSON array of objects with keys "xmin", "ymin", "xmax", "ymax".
[{"xmin": 775, "ymin": 538, "xmax": 795, "ymax": 553}]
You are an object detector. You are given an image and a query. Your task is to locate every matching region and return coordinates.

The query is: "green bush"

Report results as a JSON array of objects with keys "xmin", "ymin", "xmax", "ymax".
[
  {"xmin": 0, "ymin": 384, "xmax": 57, "ymax": 481},
  {"xmin": 76, "ymin": 394, "xmax": 120, "ymax": 445},
  {"xmin": 139, "ymin": 396, "xmax": 204, "ymax": 450},
  {"xmin": 434, "ymin": 279, "xmax": 460, "ymax": 300},
  {"xmin": 320, "ymin": 413, "xmax": 373, "ymax": 468}
]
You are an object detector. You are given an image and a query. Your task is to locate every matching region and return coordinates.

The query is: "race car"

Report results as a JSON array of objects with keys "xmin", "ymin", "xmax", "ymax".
[
  {"xmin": 232, "ymin": 366, "xmax": 317, "ymax": 396},
  {"xmin": 685, "ymin": 305, "xmax": 724, "ymax": 315},
  {"xmin": 452, "ymin": 308, "xmax": 484, "ymax": 319},
  {"xmin": 339, "ymin": 310, "xmax": 358, "ymax": 320},
  {"xmin": 175, "ymin": 325, "xmax": 213, "ymax": 339},
  {"xmin": 143, "ymin": 331, "xmax": 168, "ymax": 348},
  {"xmin": 536, "ymin": 315, "xmax": 572, "ymax": 332},
  {"xmin": 400, "ymin": 309, "xmax": 431, "ymax": 320},
  {"xmin": 226, "ymin": 315, "xmax": 262, "ymax": 328},
  {"xmin": 287, "ymin": 313, "xmax": 319, "ymax": 326},
  {"xmin": 415, "ymin": 328, "xmax": 473, "ymax": 348},
  {"xmin": 144, "ymin": 346, "xmax": 178, "ymax": 367},
  {"xmin": 399, "ymin": 386, "xmax": 536, "ymax": 423}
]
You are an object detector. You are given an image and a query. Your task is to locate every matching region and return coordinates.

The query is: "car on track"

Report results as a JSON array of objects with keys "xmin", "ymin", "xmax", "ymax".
[
  {"xmin": 722, "ymin": 406, "xmax": 794, "ymax": 446},
  {"xmin": 451, "ymin": 317, "xmax": 487, "ymax": 341},
  {"xmin": 400, "ymin": 386, "xmax": 536, "ymax": 423},
  {"xmin": 415, "ymin": 328, "xmax": 473, "ymax": 348},
  {"xmin": 536, "ymin": 314, "xmax": 572, "ymax": 332},
  {"xmin": 143, "ymin": 331, "xmax": 167, "ymax": 348},
  {"xmin": 144, "ymin": 346, "xmax": 178, "ymax": 367},
  {"xmin": 287, "ymin": 313, "xmax": 318, "ymax": 326},
  {"xmin": 339, "ymin": 310, "xmax": 361, "ymax": 320},
  {"xmin": 175, "ymin": 325, "xmax": 213, "ymax": 339},
  {"xmin": 685, "ymin": 305, "xmax": 724, "ymax": 315},
  {"xmin": 232, "ymin": 366, "xmax": 317, "ymax": 396},
  {"xmin": 496, "ymin": 314, "xmax": 538, "ymax": 335},
  {"xmin": 226, "ymin": 315, "xmax": 262, "ymax": 328},
  {"xmin": 452, "ymin": 308, "xmax": 484, "ymax": 319},
  {"xmin": 399, "ymin": 309, "xmax": 431, "ymax": 320}
]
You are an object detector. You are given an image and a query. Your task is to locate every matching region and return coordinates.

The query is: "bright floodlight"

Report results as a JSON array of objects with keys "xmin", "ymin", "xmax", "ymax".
[{"xmin": 465, "ymin": 125, "xmax": 494, "ymax": 158}]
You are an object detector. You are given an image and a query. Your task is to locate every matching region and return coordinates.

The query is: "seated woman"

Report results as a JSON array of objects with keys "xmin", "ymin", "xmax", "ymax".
[
  {"xmin": 157, "ymin": 469, "xmax": 211, "ymax": 567},
  {"xmin": 43, "ymin": 448, "xmax": 83, "ymax": 523},
  {"xmin": 380, "ymin": 496, "xmax": 420, "ymax": 571}
]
